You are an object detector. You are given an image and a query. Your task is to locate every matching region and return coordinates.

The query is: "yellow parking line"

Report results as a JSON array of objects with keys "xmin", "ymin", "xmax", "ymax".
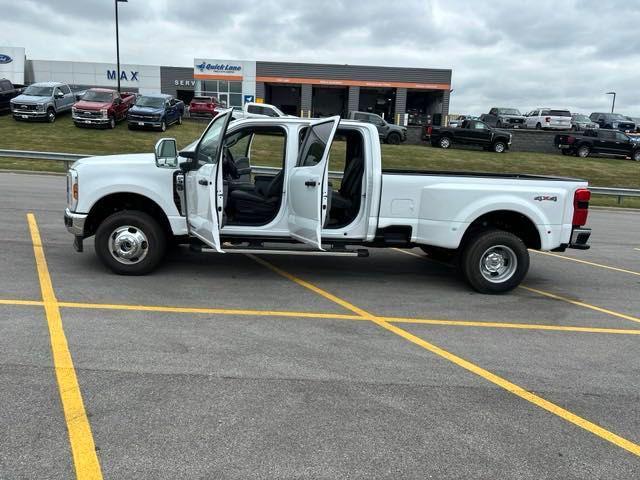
[
  {"xmin": 249, "ymin": 254, "xmax": 640, "ymax": 458},
  {"xmin": 531, "ymin": 250, "xmax": 640, "ymax": 276},
  {"xmin": 384, "ymin": 317, "xmax": 640, "ymax": 335},
  {"xmin": 27, "ymin": 214, "xmax": 103, "ymax": 480},
  {"xmin": 1, "ymin": 297, "xmax": 639, "ymax": 336},
  {"xmin": 0, "ymin": 299, "xmax": 44, "ymax": 307},
  {"xmin": 521, "ymin": 286, "xmax": 640, "ymax": 325},
  {"xmin": 391, "ymin": 248, "xmax": 425, "ymax": 259},
  {"xmin": 58, "ymin": 301, "xmax": 363, "ymax": 321}
]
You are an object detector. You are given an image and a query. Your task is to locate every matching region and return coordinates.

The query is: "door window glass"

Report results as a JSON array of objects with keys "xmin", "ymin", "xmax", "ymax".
[
  {"xmin": 197, "ymin": 113, "xmax": 229, "ymax": 164},
  {"xmin": 615, "ymin": 132, "xmax": 629, "ymax": 141},
  {"xmin": 60, "ymin": 85, "xmax": 71, "ymax": 95},
  {"xmin": 298, "ymin": 121, "xmax": 334, "ymax": 167}
]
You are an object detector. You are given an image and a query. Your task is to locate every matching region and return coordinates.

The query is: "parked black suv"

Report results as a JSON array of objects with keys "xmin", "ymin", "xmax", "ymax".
[
  {"xmin": 0, "ymin": 78, "xmax": 22, "ymax": 113},
  {"xmin": 589, "ymin": 112, "xmax": 635, "ymax": 132}
]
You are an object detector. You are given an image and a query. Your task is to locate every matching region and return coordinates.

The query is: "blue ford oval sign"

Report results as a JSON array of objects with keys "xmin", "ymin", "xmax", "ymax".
[{"xmin": 0, "ymin": 54, "xmax": 12, "ymax": 64}]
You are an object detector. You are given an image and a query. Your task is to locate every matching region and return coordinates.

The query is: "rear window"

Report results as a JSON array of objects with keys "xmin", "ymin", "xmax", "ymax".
[
  {"xmin": 192, "ymin": 97, "xmax": 212, "ymax": 103},
  {"xmin": 549, "ymin": 110, "xmax": 571, "ymax": 117}
]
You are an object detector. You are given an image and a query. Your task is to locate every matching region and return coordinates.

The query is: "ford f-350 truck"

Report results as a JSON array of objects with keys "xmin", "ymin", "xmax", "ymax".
[
  {"xmin": 64, "ymin": 112, "xmax": 592, "ymax": 293},
  {"xmin": 73, "ymin": 88, "xmax": 136, "ymax": 129}
]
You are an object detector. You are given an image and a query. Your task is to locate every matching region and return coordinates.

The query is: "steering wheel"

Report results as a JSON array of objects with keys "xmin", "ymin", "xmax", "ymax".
[{"xmin": 222, "ymin": 147, "xmax": 239, "ymax": 180}]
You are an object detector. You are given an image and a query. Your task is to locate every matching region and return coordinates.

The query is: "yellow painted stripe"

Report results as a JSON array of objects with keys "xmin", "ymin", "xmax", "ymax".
[
  {"xmin": 251, "ymin": 254, "xmax": 640, "ymax": 457},
  {"xmin": 0, "ymin": 299, "xmax": 44, "ymax": 307},
  {"xmin": 532, "ymin": 250, "xmax": 640, "ymax": 276},
  {"xmin": 27, "ymin": 213, "xmax": 103, "ymax": 480},
  {"xmin": 383, "ymin": 317, "xmax": 640, "ymax": 335},
  {"xmin": 1, "ymin": 297, "xmax": 638, "ymax": 336},
  {"xmin": 58, "ymin": 301, "xmax": 363, "ymax": 321},
  {"xmin": 372, "ymin": 317, "xmax": 640, "ymax": 457},
  {"xmin": 246, "ymin": 254, "xmax": 374, "ymax": 318},
  {"xmin": 521, "ymin": 286, "xmax": 640, "ymax": 325},
  {"xmin": 391, "ymin": 247, "xmax": 425, "ymax": 259}
]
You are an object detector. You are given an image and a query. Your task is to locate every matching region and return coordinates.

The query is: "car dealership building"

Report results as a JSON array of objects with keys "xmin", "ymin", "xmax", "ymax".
[{"xmin": 1, "ymin": 46, "xmax": 452, "ymax": 125}]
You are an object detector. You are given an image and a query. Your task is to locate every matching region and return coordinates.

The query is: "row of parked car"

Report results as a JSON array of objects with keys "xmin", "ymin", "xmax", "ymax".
[{"xmin": 477, "ymin": 107, "xmax": 640, "ymax": 133}]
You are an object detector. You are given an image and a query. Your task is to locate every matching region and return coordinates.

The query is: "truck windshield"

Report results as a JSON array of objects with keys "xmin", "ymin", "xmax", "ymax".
[
  {"xmin": 23, "ymin": 85, "xmax": 54, "ymax": 96},
  {"xmin": 136, "ymin": 97, "xmax": 165, "ymax": 108},
  {"xmin": 609, "ymin": 114, "xmax": 628, "ymax": 120},
  {"xmin": 82, "ymin": 91, "xmax": 113, "ymax": 102},
  {"xmin": 498, "ymin": 108, "xmax": 521, "ymax": 115}
]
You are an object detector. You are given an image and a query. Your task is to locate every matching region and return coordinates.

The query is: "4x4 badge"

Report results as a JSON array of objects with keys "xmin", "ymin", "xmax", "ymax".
[{"xmin": 534, "ymin": 195, "xmax": 557, "ymax": 202}]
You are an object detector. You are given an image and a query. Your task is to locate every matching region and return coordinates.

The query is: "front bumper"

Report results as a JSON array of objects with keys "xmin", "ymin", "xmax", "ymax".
[
  {"xmin": 73, "ymin": 115, "xmax": 109, "ymax": 125},
  {"xmin": 12, "ymin": 109, "xmax": 46, "ymax": 120},
  {"xmin": 128, "ymin": 118, "xmax": 163, "ymax": 128},
  {"xmin": 64, "ymin": 208, "xmax": 87, "ymax": 236}
]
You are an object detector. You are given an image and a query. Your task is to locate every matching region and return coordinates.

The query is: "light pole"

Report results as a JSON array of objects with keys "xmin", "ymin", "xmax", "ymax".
[
  {"xmin": 115, "ymin": 0, "xmax": 128, "ymax": 93},
  {"xmin": 605, "ymin": 91, "xmax": 616, "ymax": 113}
]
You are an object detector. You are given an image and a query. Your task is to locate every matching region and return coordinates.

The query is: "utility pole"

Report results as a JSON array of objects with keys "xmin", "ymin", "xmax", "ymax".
[{"xmin": 115, "ymin": 0, "xmax": 127, "ymax": 93}]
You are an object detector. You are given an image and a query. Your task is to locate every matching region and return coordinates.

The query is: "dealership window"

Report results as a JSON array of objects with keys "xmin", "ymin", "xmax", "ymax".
[{"xmin": 201, "ymin": 79, "xmax": 242, "ymax": 107}]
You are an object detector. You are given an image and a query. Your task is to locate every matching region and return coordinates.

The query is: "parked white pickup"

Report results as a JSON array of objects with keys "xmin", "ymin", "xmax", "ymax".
[
  {"xmin": 231, "ymin": 102, "xmax": 294, "ymax": 120},
  {"xmin": 64, "ymin": 111, "xmax": 592, "ymax": 293}
]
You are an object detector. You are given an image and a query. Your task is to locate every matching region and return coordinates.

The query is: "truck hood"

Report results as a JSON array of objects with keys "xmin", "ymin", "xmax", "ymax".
[
  {"xmin": 129, "ymin": 105, "xmax": 164, "ymax": 115},
  {"xmin": 499, "ymin": 114, "xmax": 526, "ymax": 121},
  {"xmin": 72, "ymin": 153, "xmax": 156, "ymax": 170},
  {"xmin": 75, "ymin": 100, "xmax": 110, "ymax": 110},
  {"xmin": 11, "ymin": 94, "xmax": 50, "ymax": 104}
]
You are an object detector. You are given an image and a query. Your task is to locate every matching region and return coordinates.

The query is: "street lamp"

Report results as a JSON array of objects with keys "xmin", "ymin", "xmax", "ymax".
[
  {"xmin": 605, "ymin": 91, "xmax": 616, "ymax": 113},
  {"xmin": 115, "ymin": 0, "xmax": 128, "ymax": 93}
]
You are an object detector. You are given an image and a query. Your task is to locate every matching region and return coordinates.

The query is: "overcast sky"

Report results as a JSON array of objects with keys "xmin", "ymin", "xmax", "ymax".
[{"xmin": 1, "ymin": 0, "xmax": 638, "ymax": 115}]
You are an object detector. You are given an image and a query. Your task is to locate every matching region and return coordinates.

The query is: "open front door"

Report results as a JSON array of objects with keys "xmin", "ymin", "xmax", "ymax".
[
  {"xmin": 287, "ymin": 116, "xmax": 340, "ymax": 249},
  {"xmin": 185, "ymin": 110, "xmax": 232, "ymax": 252}
]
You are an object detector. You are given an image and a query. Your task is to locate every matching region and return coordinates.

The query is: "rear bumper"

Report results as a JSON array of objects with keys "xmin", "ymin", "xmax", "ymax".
[
  {"xmin": 569, "ymin": 227, "xmax": 591, "ymax": 250},
  {"xmin": 64, "ymin": 208, "xmax": 87, "ymax": 236}
]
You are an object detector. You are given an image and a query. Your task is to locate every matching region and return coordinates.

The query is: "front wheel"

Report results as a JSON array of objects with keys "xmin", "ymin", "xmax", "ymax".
[
  {"xmin": 460, "ymin": 229, "xmax": 529, "ymax": 294},
  {"xmin": 439, "ymin": 136, "xmax": 452, "ymax": 149},
  {"xmin": 95, "ymin": 210, "xmax": 167, "ymax": 275},
  {"xmin": 46, "ymin": 108, "xmax": 56, "ymax": 123},
  {"xmin": 160, "ymin": 119, "xmax": 167, "ymax": 132},
  {"xmin": 108, "ymin": 115, "xmax": 116, "ymax": 129},
  {"xmin": 535, "ymin": 122, "xmax": 542, "ymax": 130},
  {"xmin": 633, "ymin": 150, "xmax": 640, "ymax": 162},
  {"xmin": 576, "ymin": 145, "xmax": 590, "ymax": 158},
  {"xmin": 387, "ymin": 132, "xmax": 401, "ymax": 145},
  {"xmin": 492, "ymin": 141, "xmax": 507, "ymax": 153},
  {"xmin": 177, "ymin": 115, "xmax": 183, "ymax": 125}
]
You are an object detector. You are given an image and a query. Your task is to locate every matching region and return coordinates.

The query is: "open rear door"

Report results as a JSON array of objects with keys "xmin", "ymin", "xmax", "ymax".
[
  {"xmin": 286, "ymin": 116, "xmax": 340, "ymax": 249},
  {"xmin": 185, "ymin": 110, "xmax": 232, "ymax": 252}
]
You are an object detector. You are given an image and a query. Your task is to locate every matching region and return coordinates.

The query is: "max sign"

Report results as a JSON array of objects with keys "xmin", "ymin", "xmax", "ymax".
[{"xmin": 107, "ymin": 70, "xmax": 139, "ymax": 81}]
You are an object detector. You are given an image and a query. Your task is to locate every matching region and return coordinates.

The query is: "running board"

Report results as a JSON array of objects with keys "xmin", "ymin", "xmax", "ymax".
[{"xmin": 191, "ymin": 245, "xmax": 369, "ymax": 257}]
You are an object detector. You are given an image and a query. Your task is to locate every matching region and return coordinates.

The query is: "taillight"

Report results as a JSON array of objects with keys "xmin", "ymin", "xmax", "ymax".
[
  {"xmin": 572, "ymin": 188, "xmax": 590, "ymax": 226},
  {"xmin": 545, "ymin": 117, "xmax": 551, "ymax": 123},
  {"xmin": 427, "ymin": 126, "xmax": 433, "ymax": 135}
]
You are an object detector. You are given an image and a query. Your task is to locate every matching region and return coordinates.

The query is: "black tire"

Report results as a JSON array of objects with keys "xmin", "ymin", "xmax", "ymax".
[
  {"xmin": 632, "ymin": 150, "xmax": 640, "ymax": 162},
  {"xmin": 46, "ymin": 108, "xmax": 56, "ymax": 123},
  {"xmin": 561, "ymin": 149, "xmax": 573, "ymax": 156},
  {"xmin": 94, "ymin": 210, "xmax": 167, "ymax": 275},
  {"xmin": 535, "ymin": 122, "xmax": 542, "ymax": 130},
  {"xmin": 460, "ymin": 229, "xmax": 530, "ymax": 294},
  {"xmin": 492, "ymin": 140, "xmax": 507, "ymax": 153},
  {"xmin": 160, "ymin": 119, "xmax": 167, "ymax": 132},
  {"xmin": 576, "ymin": 144, "xmax": 590, "ymax": 158},
  {"xmin": 127, "ymin": 123, "xmax": 135, "ymax": 130},
  {"xmin": 177, "ymin": 115, "xmax": 183, "ymax": 125},
  {"xmin": 439, "ymin": 136, "xmax": 452, "ymax": 149},
  {"xmin": 387, "ymin": 132, "xmax": 401, "ymax": 145},
  {"xmin": 108, "ymin": 115, "xmax": 116, "ymax": 129}
]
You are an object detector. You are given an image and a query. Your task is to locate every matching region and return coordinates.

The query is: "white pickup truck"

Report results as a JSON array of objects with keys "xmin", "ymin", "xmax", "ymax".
[
  {"xmin": 64, "ymin": 111, "xmax": 592, "ymax": 293},
  {"xmin": 231, "ymin": 102, "xmax": 294, "ymax": 120}
]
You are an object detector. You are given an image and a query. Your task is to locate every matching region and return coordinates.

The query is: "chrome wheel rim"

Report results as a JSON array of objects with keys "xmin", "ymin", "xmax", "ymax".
[
  {"xmin": 578, "ymin": 147, "xmax": 589, "ymax": 157},
  {"xmin": 48, "ymin": 111, "xmax": 55, "ymax": 122},
  {"xmin": 108, "ymin": 225, "xmax": 149, "ymax": 265},
  {"xmin": 440, "ymin": 137, "xmax": 450, "ymax": 148},
  {"xmin": 494, "ymin": 143, "xmax": 505, "ymax": 153},
  {"xmin": 479, "ymin": 245, "xmax": 517, "ymax": 283}
]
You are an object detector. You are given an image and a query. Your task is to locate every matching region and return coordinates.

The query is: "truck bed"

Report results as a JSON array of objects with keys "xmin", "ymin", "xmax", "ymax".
[{"xmin": 382, "ymin": 168, "xmax": 583, "ymax": 182}]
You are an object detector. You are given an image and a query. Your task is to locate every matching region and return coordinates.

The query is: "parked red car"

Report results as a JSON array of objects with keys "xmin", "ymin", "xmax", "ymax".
[
  {"xmin": 188, "ymin": 96, "xmax": 221, "ymax": 117},
  {"xmin": 72, "ymin": 88, "xmax": 136, "ymax": 129}
]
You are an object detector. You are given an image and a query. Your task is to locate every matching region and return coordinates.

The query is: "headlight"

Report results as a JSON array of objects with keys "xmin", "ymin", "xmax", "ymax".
[
  {"xmin": 612, "ymin": 122, "xmax": 618, "ymax": 128},
  {"xmin": 72, "ymin": 106, "xmax": 77, "ymax": 115},
  {"xmin": 100, "ymin": 108, "xmax": 108, "ymax": 119},
  {"xmin": 67, "ymin": 169, "xmax": 79, "ymax": 211},
  {"xmin": 36, "ymin": 104, "xmax": 44, "ymax": 112}
]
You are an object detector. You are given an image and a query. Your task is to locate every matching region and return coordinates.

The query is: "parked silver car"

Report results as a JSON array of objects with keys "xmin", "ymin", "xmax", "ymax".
[
  {"xmin": 10, "ymin": 81, "xmax": 75, "ymax": 122},
  {"xmin": 571, "ymin": 113, "xmax": 598, "ymax": 131}
]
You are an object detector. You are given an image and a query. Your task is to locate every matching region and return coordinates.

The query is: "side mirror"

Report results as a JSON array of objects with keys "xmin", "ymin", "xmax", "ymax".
[
  {"xmin": 55, "ymin": 92, "xmax": 64, "ymax": 99},
  {"xmin": 154, "ymin": 138, "xmax": 178, "ymax": 168}
]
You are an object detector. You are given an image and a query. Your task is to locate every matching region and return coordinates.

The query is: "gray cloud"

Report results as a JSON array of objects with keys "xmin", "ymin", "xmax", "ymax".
[{"xmin": 1, "ymin": 0, "xmax": 639, "ymax": 115}]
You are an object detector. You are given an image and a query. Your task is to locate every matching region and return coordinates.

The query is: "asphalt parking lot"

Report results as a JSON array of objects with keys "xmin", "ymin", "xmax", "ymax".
[{"xmin": 1, "ymin": 171, "xmax": 639, "ymax": 479}]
